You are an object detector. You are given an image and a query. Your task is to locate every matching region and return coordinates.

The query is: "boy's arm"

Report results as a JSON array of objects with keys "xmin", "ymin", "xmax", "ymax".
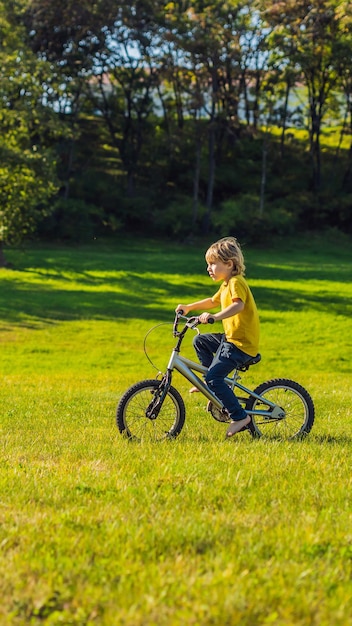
[
  {"xmin": 212, "ymin": 298, "xmax": 244, "ymax": 321},
  {"xmin": 175, "ymin": 298, "xmax": 216, "ymax": 315},
  {"xmin": 198, "ymin": 298, "xmax": 244, "ymax": 323}
]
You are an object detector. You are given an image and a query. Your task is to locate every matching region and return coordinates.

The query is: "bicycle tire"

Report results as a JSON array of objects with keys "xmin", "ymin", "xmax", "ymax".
[
  {"xmin": 246, "ymin": 378, "xmax": 315, "ymax": 440},
  {"xmin": 116, "ymin": 379, "xmax": 186, "ymax": 442}
]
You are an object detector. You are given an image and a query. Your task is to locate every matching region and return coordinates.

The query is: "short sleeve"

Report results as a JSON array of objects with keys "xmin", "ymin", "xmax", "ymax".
[{"xmin": 229, "ymin": 276, "xmax": 248, "ymax": 302}]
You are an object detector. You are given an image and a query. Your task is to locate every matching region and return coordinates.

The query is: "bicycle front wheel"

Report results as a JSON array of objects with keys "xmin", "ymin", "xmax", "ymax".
[
  {"xmin": 246, "ymin": 378, "xmax": 315, "ymax": 440},
  {"xmin": 116, "ymin": 379, "xmax": 186, "ymax": 442}
]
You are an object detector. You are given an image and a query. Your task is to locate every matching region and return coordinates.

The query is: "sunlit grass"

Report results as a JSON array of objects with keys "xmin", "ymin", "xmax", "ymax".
[{"xmin": 0, "ymin": 233, "xmax": 351, "ymax": 624}]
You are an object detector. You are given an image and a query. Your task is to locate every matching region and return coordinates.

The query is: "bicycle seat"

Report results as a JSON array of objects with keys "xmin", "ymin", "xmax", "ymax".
[{"xmin": 238, "ymin": 353, "xmax": 261, "ymax": 371}]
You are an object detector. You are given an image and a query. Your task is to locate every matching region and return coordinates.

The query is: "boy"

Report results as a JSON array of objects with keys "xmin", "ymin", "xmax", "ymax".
[{"xmin": 176, "ymin": 236, "xmax": 260, "ymax": 438}]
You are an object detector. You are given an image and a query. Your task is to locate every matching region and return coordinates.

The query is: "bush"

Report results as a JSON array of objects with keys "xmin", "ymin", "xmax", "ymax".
[
  {"xmin": 152, "ymin": 196, "xmax": 207, "ymax": 238},
  {"xmin": 38, "ymin": 198, "xmax": 106, "ymax": 241},
  {"xmin": 213, "ymin": 194, "xmax": 299, "ymax": 241}
]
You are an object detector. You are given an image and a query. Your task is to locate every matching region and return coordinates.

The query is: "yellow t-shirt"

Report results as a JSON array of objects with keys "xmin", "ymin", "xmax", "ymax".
[{"xmin": 212, "ymin": 275, "xmax": 260, "ymax": 357}]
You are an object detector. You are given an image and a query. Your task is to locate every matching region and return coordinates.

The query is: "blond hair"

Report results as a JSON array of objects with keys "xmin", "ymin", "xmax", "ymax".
[{"xmin": 205, "ymin": 236, "xmax": 246, "ymax": 276}]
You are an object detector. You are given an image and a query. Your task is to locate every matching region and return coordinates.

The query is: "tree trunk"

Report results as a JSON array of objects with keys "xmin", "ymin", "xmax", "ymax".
[
  {"xmin": 342, "ymin": 94, "xmax": 352, "ymax": 189},
  {"xmin": 308, "ymin": 103, "xmax": 322, "ymax": 191},
  {"xmin": 240, "ymin": 72, "xmax": 251, "ymax": 126},
  {"xmin": 252, "ymin": 71, "xmax": 261, "ymax": 130},
  {"xmin": 259, "ymin": 133, "xmax": 268, "ymax": 218},
  {"xmin": 203, "ymin": 122, "xmax": 216, "ymax": 234},
  {"xmin": 192, "ymin": 130, "xmax": 202, "ymax": 228},
  {"xmin": 280, "ymin": 79, "xmax": 291, "ymax": 159},
  {"xmin": 173, "ymin": 75, "xmax": 184, "ymax": 129},
  {"xmin": 342, "ymin": 142, "xmax": 352, "ymax": 190},
  {"xmin": 63, "ymin": 139, "xmax": 75, "ymax": 200}
]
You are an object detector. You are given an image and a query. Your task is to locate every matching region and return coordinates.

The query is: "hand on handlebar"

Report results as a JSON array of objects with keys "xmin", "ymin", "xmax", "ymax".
[
  {"xmin": 175, "ymin": 304, "xmax": 190, "ymax": 315},
  {"xmin": 173, "ymin": 310, "xmax": 214, "ymax": 337},
  {"xmin": 198, "ymin": 312, "xmax": 215, "ymax": 324}
]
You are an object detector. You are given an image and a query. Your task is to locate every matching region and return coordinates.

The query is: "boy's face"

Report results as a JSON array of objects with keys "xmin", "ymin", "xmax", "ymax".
[{"xmin": 206, "ymin": 257, "xmax": 233, "ymax": 282}]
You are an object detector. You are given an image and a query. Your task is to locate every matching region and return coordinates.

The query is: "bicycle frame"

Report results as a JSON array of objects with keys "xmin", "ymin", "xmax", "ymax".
[{"xmin": 167, "ymin": 348, "xmax": 283, "ymax": 420}]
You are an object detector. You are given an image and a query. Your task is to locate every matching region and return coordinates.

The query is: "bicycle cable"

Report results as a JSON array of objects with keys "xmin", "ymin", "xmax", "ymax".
[{"xmin": 143, "ymin": 322, "xmax": 173, "ymax": 372}]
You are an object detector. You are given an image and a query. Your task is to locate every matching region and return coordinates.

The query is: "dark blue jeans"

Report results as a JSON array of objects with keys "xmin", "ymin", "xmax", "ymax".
[{"xmin": 193, "ymin": 332, "xmax": 250, "ymax": 421}]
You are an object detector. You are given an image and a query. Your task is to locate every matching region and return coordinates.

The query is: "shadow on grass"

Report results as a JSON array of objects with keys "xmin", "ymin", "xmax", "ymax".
[
  {"xmin": 5, "ymin": 242, "xmax": 207, "ymax": 278},
  {"xmin": 0, "ymin": 243, "xmax": 351, "ymax": 325},
  {"xmin": 0, "ymin": 274, "xmax": 181, "ymax": 324},
  {"xmin": 1, "ymin": 277, "xmax": 351, "ymax": 325},
  {"xmin": 249, "ymin": 260, "xmax": 352, "ymax": 284}
]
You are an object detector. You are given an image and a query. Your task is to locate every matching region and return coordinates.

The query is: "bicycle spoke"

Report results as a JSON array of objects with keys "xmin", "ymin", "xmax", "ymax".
[
  {"xmin": 248, "ymin": 379, "xmax": 315, "ymax": 440},
  {"xmin": 117, "ymin": 380, "xmax": 185, "ymax": 442}
]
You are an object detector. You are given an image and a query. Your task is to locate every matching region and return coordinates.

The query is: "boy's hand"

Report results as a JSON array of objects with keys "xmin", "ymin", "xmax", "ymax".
[
  {"xmin": 199, "ymin": 312, "xmax": 215, "ymax": 324},
  {"xmin": 175, "ymin": 304, "xmax": 190, "ymax": 315}
]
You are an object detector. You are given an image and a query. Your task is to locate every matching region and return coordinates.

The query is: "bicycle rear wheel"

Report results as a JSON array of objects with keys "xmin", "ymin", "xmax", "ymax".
[
  {"xmin": 246, "ymin": 378, "xmax": 315, "ymax": 440},
  {"xmin": 116, "ymin": 379, "xmax": 186, "ymax": 442}
]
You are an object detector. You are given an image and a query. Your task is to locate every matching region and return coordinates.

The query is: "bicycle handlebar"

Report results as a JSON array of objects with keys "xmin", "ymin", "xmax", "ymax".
[{"xmin": 173, "ymin": 311, "xmax": 214, "ymax": 337}]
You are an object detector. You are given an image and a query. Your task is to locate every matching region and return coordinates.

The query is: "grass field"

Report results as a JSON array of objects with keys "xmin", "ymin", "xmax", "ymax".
[{"xmin": 0, "ymin": 232, "xmax": 351, "ymax": 625}]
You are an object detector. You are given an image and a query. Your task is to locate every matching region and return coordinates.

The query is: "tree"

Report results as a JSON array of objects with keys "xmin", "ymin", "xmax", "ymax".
[
  {"xmin": 0, "ymin": 0, "xmax": 60, "ymax": 266},
  {"xmin": 161, "ymin": 0, "xmax": 256, "ymax": 232},
  {"xmin": 263, "ymin": 0, "xmax": 345, "ymax": 190},
  {"xmin": 333, "ymin": 0, "xmax": 352, "ymax": 189},
  {"xmin": 87, "ymin": 31, "xmax": 159, "ymax": 198}
]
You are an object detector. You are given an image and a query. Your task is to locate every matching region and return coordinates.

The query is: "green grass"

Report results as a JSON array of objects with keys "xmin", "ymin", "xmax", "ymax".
[{"xmin": 0, "ymin": 232, "xmax": 352, "ymax": 625}]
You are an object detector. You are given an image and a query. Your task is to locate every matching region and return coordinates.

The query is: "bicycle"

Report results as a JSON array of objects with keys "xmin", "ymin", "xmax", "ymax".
[{"xmin": 116, "ymin": 312, "xmax": 315, "ymax": 442}]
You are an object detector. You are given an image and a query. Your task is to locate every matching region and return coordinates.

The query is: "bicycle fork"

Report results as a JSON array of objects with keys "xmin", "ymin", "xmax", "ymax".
[
  {"xmin": 145, "ymin": 371, "xmax": 172, "ymax": 420},
  {"xmin": 145, "ymin": 347, "xmax": 183, "ymax": 420}
]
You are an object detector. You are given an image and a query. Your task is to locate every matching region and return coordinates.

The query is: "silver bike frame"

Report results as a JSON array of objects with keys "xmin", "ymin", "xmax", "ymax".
[{"xmin": 167, "ymin": 348, "xmax": 280, "ymax": 418}]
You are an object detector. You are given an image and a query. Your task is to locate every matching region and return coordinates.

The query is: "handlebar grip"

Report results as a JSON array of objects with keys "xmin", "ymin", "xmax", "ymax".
[
  {"xmin": 178, "ymin": 309, "xmax": 184, "ymax": 315},
  {"xmin": 208, "ymin": 317, "xmax": 215, "ymax": 324}
]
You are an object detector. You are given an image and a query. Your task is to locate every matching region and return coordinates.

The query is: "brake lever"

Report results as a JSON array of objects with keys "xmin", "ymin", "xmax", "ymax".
[
  {"xmin": 173, "ymin": 311, "xmax": 186, "ymax": 336},
  {"xmin": 186, "ymin": 316, "xmax": 200, "ymax": 329}
]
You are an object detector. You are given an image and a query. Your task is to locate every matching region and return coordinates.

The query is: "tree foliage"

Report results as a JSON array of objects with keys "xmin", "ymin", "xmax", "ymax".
[
  {"xmin": 0, "ymin": 0, "xmax": 62, "ymax": 264},
  {"xmin": 1, "ymin": 0, "xmax": 352, "ymax": 256}
]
